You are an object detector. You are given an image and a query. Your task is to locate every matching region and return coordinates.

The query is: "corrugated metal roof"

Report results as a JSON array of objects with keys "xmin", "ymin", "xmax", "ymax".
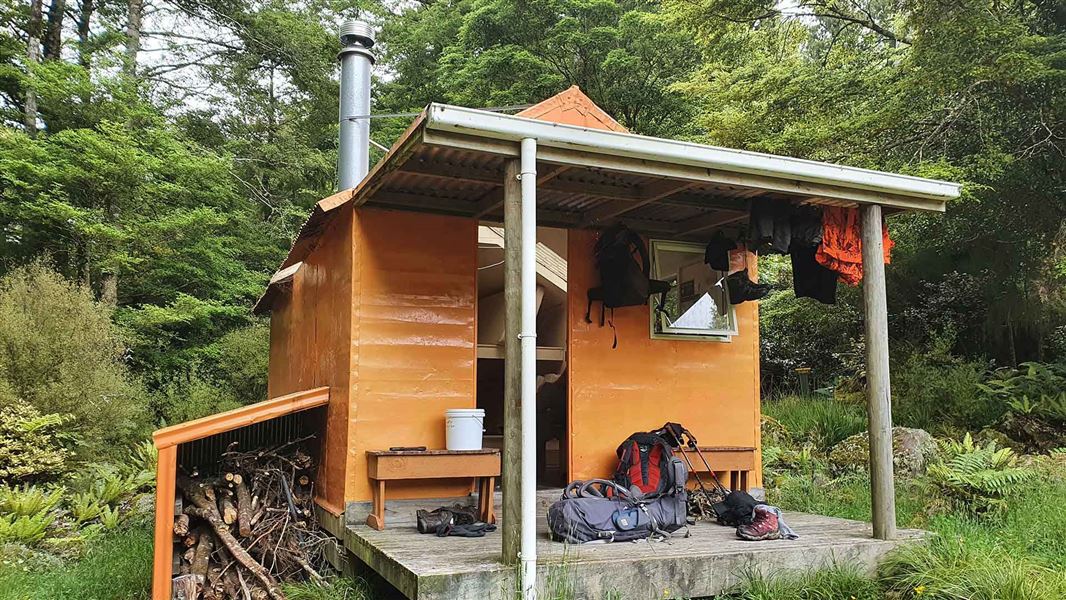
[{"xmin": 254, "ymin": 91, "xmax": 960, "ymax": 314}]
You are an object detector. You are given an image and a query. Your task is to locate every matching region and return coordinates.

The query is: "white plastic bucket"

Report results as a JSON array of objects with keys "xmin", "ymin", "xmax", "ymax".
[{"xmin": 445, "ymin": 408, "xmax": 485, "ymax": 451}]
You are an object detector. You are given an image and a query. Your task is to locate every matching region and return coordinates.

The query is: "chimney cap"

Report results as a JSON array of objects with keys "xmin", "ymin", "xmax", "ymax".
[{"xmin": 339, "ymin": 20, "xmax": 375, "ymax": 48}]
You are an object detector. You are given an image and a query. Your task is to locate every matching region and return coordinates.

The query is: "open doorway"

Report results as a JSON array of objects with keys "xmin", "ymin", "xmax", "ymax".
[{"xmin": 475, "ymin": 225, "xmax": 569, "ymax": 488}]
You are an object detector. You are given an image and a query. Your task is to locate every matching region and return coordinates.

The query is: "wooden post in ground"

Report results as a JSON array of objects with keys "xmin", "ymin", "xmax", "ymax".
[
  {"xmin": 861, "ymin": 203, "xmax": 897, "ymax": 540},
  {"xmin": 502, "ymin": 158, "xmax": 522, "ymax": 563},
  {"xmin": 152, "ymin": 444, "xmax": 177, "ymax": 600}
]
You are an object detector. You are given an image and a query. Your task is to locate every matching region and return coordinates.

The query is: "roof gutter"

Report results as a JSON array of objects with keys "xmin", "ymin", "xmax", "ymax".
[{"xmin": 424, "ymin": 104, "xmax": 962, "ymax": 202}]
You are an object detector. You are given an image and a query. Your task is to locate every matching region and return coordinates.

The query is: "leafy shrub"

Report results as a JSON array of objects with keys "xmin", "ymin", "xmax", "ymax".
[
  {"xmin": 980, "ymin": 362, "xmax": 1066, "ymax": 403},
  {"xmin": 126, "ymin": 440, "xmax": 157, "ymax": 479},
  {"xmin": 763, "ymin": 395, "xmax": 866, "ymax": 448},
  {"xmin": 151, "ymin": 375, "xmax": 241, "ymax": 425},
  {"xmin": 0, "ymin": 485, "xmax": 62, "ymax": 518},
  {"xmin": 980, "ymin": 361, "xmax": 1066, "ymax": 424},
  {"xmin": 0, "ymin": 263, "xmax": 149, "ymax": 460},
  {"xmin": 203, "ymin": 322, "xmax": 270, "ymax": 404},
  {"xmin": 0, "ymin": 400, "xmax": 72, "ymax": 481},
  {"xmin": 891, "ymin": 345, "xmax": 996, "ymax": 434},
  {"xmin": 759, "ymin": 288, "xmax": 862, "ymax": 393},
  {"xmin": 928, "ymin": 433, "xmax": 1035, "ymax": 515},
  {"xmin": 0, "ymin": 513, "xmax": 54, "ymax": 545}
]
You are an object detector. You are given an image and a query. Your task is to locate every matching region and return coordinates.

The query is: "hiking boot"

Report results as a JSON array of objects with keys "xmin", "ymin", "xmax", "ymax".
[
  {"xmin": 416, "ymin": 509, "xmax": 452, "ymax": 534},
  {"xmin": 736, "ymin": 506, "xmax": 780, "ymax": 541}
]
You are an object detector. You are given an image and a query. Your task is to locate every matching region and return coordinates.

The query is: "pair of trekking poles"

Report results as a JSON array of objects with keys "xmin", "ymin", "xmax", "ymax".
[{"xmin": 653, "ymin": 422, "xmax": 730, "ymax": 502}]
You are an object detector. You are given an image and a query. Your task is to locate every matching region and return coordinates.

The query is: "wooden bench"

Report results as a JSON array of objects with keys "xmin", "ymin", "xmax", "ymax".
[
  {"xmin": 365, "ymin": 449, "xmax": 501, "ymax": 530},
  {"xmin": 678, "ymin": 446, "xmax": 757, "ymax": 491}
]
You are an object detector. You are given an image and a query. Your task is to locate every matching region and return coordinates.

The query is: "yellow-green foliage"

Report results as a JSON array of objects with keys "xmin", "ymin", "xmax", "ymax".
[
  {"xmin": 928, "ymin": 433, "xmax": 1035, "ymax": 515},
  {"xmin": 127, "ymin": 440, "xmax": 157, "ymax": 478},
  {"xmin": 67, "ymin": 492, "xmax": 105, "ymax": 524},
  {"xmin": 0, "ymin": 399, "xmax": 72, "ymax": 481},
  {"xmin": 87, "ymin": 466, "xmax": 148, "ymax": 507},
  {"xmin": 0, "ymin": 485, "xmax": 62, "ymax": 518},
  {"xmin": 0, "ymin": 513, "xmax": 54, "ymax": 545},
  {"xmin": 0, "ymin": 263, "xmax": 148, "ymax": 461},
  {"xmin": 97, "ymin": 505, "xmax": 124, "ymax": 530}
]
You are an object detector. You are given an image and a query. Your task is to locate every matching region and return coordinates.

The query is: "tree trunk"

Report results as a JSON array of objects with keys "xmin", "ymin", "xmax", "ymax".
[
  {"xmin": 100, "ymin": 273, "xmax": 117, "ymax": 305},
  {"xmin": 77, "ymin": 0, "xmax": 93, "ymax": 69},
  {"xmin": 100, "ymin": 197, "xmax": 118, "ymax": 305},
  {"xmin": 42, "ymin": 0, "xmax": 66, "ymax": 60},
  {"xmin": 124, "ymin": 0, "xmax": 142, "ymax": 78},
  {"xmin": 24, "ymin": 0, "xmax": 43, "ymax": 137}
]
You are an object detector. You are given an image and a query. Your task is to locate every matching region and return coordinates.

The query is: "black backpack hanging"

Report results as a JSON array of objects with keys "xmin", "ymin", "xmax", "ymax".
[{"xmin": 585, "ymin": 224, "xmax": 669, "ymax": 347}]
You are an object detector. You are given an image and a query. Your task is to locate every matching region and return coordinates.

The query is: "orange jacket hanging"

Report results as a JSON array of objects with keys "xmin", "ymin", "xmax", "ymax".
[{"xmin": 815, "ymin": 207, "xmax": 893, "ymax": 286}]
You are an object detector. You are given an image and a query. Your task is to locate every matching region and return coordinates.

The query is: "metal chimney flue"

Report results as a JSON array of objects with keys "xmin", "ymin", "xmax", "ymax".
[{"xmin": 338, "ymin": 20, "xmax": 375, "ymax": 190}]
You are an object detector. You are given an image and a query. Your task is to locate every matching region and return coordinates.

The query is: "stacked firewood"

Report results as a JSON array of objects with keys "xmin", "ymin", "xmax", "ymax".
[{"xmin": 172, "ymin": 438, "xmax": 328, "ymax": 600}]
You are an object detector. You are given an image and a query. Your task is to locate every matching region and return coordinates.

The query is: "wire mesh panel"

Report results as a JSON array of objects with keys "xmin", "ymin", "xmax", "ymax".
[{"xmin": 176, "ymin": 407, "xmax": 325, "ymax": 476}]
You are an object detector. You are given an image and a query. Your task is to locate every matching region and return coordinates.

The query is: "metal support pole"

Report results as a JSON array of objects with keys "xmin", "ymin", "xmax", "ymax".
[
  {"xmin": 861, "ymin": 203, "xmax": 897, "ymax": 540},
  {"xmin": 519, "ymin": 137, "xmax": 538, "ymax": 600}
]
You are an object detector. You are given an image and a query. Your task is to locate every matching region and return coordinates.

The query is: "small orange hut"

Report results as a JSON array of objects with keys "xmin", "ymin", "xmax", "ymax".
[
  {"xmin": 254, "ymin": 87, "xmax": 768, "ymax": 516},
  {"xmin": 249, "ymin": 80, "xmax": 959, "ymax": 546}
]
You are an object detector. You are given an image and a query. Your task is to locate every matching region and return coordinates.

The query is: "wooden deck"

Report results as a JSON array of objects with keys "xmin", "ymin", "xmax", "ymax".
[{"xmin": 318, "ymin": 491, "xmax": 925, "ymax": 600}]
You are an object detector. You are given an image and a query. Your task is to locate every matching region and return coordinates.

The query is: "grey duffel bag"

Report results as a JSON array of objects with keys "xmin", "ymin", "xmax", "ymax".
[{"xmin": 547, "ymin": 471, "xmax": 688, "ymax": 544}]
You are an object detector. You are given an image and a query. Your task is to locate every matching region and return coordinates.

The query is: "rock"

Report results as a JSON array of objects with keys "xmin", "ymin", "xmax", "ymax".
[
  {"xmin": 998, "ymin": 413, "xmax": 1066, "ymax": 454},
  {"xmin": 828, "ymin": 427, "xmax": 937, "ymax": 476}
]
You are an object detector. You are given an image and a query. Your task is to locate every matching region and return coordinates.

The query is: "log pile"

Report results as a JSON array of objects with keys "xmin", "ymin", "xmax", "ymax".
[{"xmin": 172, "ymin": 438, "xmax": 328, "ymax": 600}]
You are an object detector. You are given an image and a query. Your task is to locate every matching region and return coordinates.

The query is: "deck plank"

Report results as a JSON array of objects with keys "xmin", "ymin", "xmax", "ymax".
[{"xmin": 321, "ymin": 490, "xmax": 925, "ymax": 599}]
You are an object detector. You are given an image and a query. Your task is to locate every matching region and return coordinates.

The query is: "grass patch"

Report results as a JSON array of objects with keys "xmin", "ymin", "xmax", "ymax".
[
  {"xmin": 282, "ymin": 577, "xmax": 379, "ymax": 600},
  {"xmin": 719, "ymin": 564, "xmax": 882, "ymax": 600},
  {"xmin": 767, "ymin": 473, "xmax": 931, "ymax": 528},
  {"xmin": 763, "ymin": 396, "xmax": 867, "ymax": 448},
  {"xmin": 754, "ymin": 466, "xmax": 1066, "ymax": 600},
  {"xmin": 0, "ymin": 521, "xmax": 152, "ymax": 600},
  {"xmin": 880, "ymin": 534, "xmax": 1066, "ymax": 600}
]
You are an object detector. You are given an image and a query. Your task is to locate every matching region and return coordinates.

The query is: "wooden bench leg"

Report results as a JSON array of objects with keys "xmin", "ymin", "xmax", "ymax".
[
  {"xmin": 479, "ymin": 476, "xmax": 496, "ymax": 524},
  {"xmin": 366, "ymin": 479, "xmax": 386, "ymax": 530}
]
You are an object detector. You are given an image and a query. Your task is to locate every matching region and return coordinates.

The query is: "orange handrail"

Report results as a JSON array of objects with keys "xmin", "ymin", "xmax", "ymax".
[{"xmin": 150, "ymin": 387, "xmax": 330, "ymax": 600}]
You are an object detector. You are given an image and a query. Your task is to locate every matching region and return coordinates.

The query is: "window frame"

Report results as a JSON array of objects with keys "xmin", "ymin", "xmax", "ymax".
[{"xmin": 648, "ymin": 239, "xmax": 738, "ymax": 342}]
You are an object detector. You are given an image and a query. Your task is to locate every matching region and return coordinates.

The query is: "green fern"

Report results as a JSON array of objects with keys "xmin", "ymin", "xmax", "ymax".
[
  {"xmin": 126, "ymin": 440, "xmax": 158, "ymax": 481},
  {"xmin": 929, "ymin": 433, "xmax": 1035, "ymax": 515},
  {"xmin": 68, "ymin": 491, "xmax": 106, "ymax": 524},
  {"xmin": 0, "ymin": 512, "xmax": 54, "ymax": 544},
  {"xmin": 0, "ymin": 485, "xmax": 63, "ymax": 517},
  {"xmin": 88, "ymin": 465, "xmax": 145, "ymax": 506},
  {"xmin": 97, "ymin": 505, "xmax": 124, "ymax": 530}
]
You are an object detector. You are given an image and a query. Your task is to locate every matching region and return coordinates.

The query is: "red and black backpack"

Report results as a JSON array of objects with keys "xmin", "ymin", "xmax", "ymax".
[{"xmin": 613, "ymin": 432, "xmax": 678, "ymax": 498}]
